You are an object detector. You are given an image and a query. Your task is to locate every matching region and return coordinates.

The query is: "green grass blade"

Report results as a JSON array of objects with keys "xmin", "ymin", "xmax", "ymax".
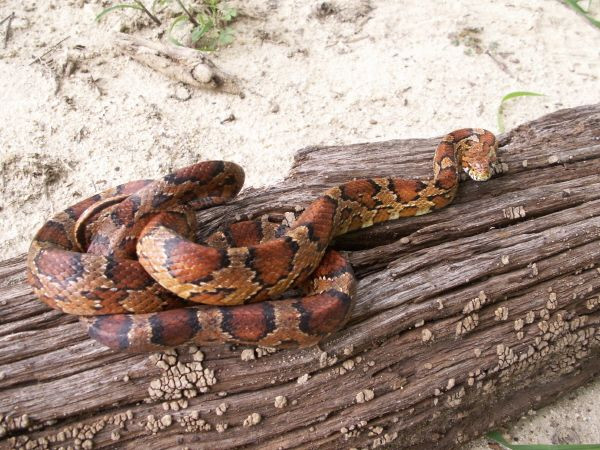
[
  {"xmin": 497, "ymin": 91, "xmax": 544, "ymax": 132},
  {"xmin": 486, "ymin": 431, "xmax": 600, "ymax": 450},
  {"xmin": 218, "ymin": 27, "xmax": 234, "ymax": 45},
  {"xmin": 96, "ymin": 3, "xmax": 144, "ymax": 22},
  {"xmin": 563, "ymin": 0, "xmax": 600, "ymax": 29},
  {"xmin": 500, "ymin": 91, "xmax": 544, "ymax": 103},
  {"xmin": 167, "ymin": 14, "xmax": 188, "ymax": 46}
]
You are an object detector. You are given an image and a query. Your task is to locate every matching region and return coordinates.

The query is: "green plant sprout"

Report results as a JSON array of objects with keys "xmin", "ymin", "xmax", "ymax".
[
  {"xmin": 97, "ymin": 0, "xmax": 237, "ymax": 51},
  {"xmin": 486, "ymin": 431, "xmax": 600, "ymax": 450},
  {"xmin": 497, "ymin": 91, "xmax": 544, "ymax": 133},
  {"xmin": 564, "ymin": 0, "xmax": 600, "ymax": 29},
  {"xmin": 96, "ymin": 1, "xmax": 161, "ymax": 25},
  {"xmin": 170, "ymin": 0, "xmax": 236, "ymax": 50}
]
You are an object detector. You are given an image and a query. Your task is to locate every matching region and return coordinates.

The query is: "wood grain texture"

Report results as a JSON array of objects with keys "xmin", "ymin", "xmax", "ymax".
[{"xmin": 1, "ymin": 104, "xmax": 600, "ymax": 449}]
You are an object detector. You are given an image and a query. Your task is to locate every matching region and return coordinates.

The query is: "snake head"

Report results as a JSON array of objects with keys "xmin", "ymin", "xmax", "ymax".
[{"xmin": 461, "ymin": 131, "xmax": 499, "ymax": 181}]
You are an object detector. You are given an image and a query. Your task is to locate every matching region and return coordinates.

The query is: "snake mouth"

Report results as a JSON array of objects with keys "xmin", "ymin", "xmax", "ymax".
[{"xmin": 464, "ymin": 167, "xmax": 492, "ymax": 182}]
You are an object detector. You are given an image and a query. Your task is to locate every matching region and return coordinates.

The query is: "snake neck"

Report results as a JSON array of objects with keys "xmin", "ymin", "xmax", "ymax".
[
  {"xmin": 430, "ymin": 131, "xmax": 470, "ymax": 195},
  {"xmin": 289, "ymin": 130, "xmax": 491, "ymax": 254}
]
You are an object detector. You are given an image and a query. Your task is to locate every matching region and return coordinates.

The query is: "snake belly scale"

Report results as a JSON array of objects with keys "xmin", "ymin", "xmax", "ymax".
[{"xmin": 27, "ymin": 129, "xmax": 498, "ymax": 352}]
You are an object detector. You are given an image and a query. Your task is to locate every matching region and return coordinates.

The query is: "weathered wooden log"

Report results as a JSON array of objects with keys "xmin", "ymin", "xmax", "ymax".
[{"xmin": 1, "ymin": 104, "xmax": 599, "ymax": 449}]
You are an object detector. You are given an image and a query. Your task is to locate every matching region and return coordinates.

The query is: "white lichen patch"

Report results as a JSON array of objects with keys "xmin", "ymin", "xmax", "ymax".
[
  {"xmin": 274, "ymin": 395, "xmax": 288, "ymax": 409},
  {"xmin": 145, "ymin": 414, "xmax": 172, "ymax": 434},
  {"xmin": 503, "ymin": 205, "xmax": 526, "ymax": 219},
  {"xmin": 530, "ymin": 263, "xmax": 539, "ymax": 277},
  {"xmin": 163, "ymin": 399, "xmax": 189, "ymax": 411},
  {"xmin": 147, "ymin": 349, "xmax": 216, "ymax": 403},
  {"xmin": 525, "ymin": 310, "xmax": 535, "ymax": 324},
  {"xmin": 496, "ymin": 343, "xmax": 517, "ymax": 369},
  {"xmin": 240, "ymin": 349, "xmax": 256, "ymax": 361},
  {"xmin": 501, "ymin": 255, "xmax": 510, "ymax": 265},
  {"xmin": 297, "ymin": 373, "xmax": 310, "ymax": 384},
  {"xmin": 4, "ymin": 411, "xmax": 132, "ymax": 449},
  {"xmin": 456, "ymin": 314, "xmax": 479, "ymax": 335},
  {"xmin": 319, "ymin": 351, "xmax": 328, "ymax": 368},
  {"xmin": 514, "ymin": 318, "xmax": 524, "ymax": 331},
  {"xmin": 372, "ymin": 431, "xmax": 399, "ymax": 449},
  {"xmin": 0, "ymin": 413, "xmax": 30, "ymax": 438},
  {"xmin": 343, "ymin": 359, "xmax": 355, "ymax": 371},
  {"xmin": 243, "ymin": 413, "xmax": 262, "ymax": 427},
  {"xmin": 446, "ymin": 387, "xmax": 466, "ymax": 407},
  {"xmin": 215, "ymin": 402, "xmax": 228, "ymax": 416},
  {"xmin": 317, "ymin": 350, "xmax": 338, "ymax": 368},
  {"xmin": 215, "ymin": 423, "xmax": 228, "ymax": 433},
  {"xmin": 256, "ymin": 347, "xmax": 277, "ymax": 358},
  {"xmin": 178, "ymin": 410, "xmax": 211, "ymax": 433},
  {"xmin": 548, "ymin": 155, "xmax": 560, "ymax": 164},
  {"xmin": 326, "ymin": 354, "xmax": 338, "ymax": 366},
  {"xmin": 463, "ymin": 292, "xmax": 487, "ymax": 314},
  {"xmin": 586, "ymin": 296, "xmax": 599, "ymax": 310},
  {"xmin": 483, "ymin": 306, "xmax": 600, "ymax": 400},
  {"xmin": 547, "ymin": 292, "xmax": 558, "ymax": 310},
  {"xmin": 368, "ymin": 425, "xmax": 384, "ymax": 436},
  {"xmin": 494, "ymin": 307, "xmax": 509, "ymax": 321},
  {"xmin": 421, "ymin": 328, "xmax": 433, "ymax": 342},
  {"xmin": 340, "ymin": 420, "xmax": 368, "ymax": 441},
  {"xmin": 356, "ymin": 389, "xmax": 375, "ymax": 403}
]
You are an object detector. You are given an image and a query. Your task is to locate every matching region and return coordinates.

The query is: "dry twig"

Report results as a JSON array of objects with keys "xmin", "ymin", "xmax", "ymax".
[
  {"xmin": 29, "ymin": 36, "xmax": 69, "ymax": 65},
  {"xmin": 1, "ymin": 12, "xmax": 14, "ymax": 48},
  {"xmin": 114, "ymin": 32, "xmax": 241, "ymax": 94}
]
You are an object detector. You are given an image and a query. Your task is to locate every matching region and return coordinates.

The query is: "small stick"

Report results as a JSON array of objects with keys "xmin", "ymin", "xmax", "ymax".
[
  {"xmin": 0, "ymin": 12, "xmax": 14, "ymax": 26},
  {"xmin": 88, "ymin": 73, "xmax": 105, "ymax": 97},
  {"xmin": 485, "ymin": 50, "xmax": 514, "ymax": 78},
  {"xmin": 114, "ymin": 33, "xmax": 241, "ymax": 94},
  {"xmin": 134, "ymin": 0, "xmax": 161, "ymax": 26},
  {"xmin": 3, "ymin": 12, "xmax": 14, "ymax": 48},
  {"xmin": 29, "ymin": 36, "xmax": 69, "ymax": 65},
  {"xmin": 175, "ymin": 0, "xmax": 199, "ymax": 26}
]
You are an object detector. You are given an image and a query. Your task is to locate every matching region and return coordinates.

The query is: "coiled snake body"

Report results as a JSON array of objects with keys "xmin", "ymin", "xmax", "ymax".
[{"xmin": 27, "ymin": 129, "xmax": 498, "ymax": 352}]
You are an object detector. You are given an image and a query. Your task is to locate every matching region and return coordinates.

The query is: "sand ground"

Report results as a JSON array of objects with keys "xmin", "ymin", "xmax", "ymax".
[{"xmin": 1, "ymin": 0, "xmax": 599, "ymax": 447}]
